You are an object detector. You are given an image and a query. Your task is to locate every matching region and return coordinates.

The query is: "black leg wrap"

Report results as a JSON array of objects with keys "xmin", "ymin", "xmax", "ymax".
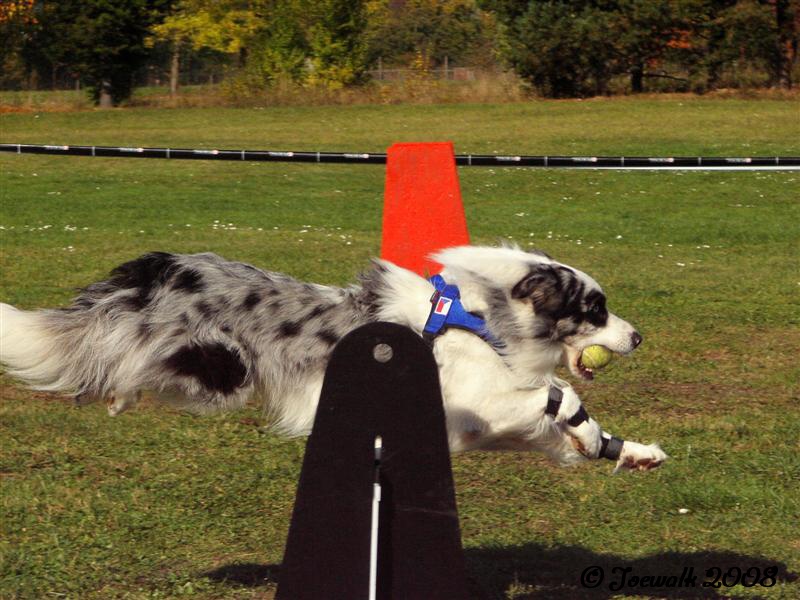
[
  {"xmin": 566, "ymin": 406, "xmax": 589, "ymax": 427},
  {"xmin": 545, "ymin": 386, "xmax": 563, "ymax": 418},
  {"xmin": 599, "ymin": 435, "xmax": 624, "ymax": 460}
]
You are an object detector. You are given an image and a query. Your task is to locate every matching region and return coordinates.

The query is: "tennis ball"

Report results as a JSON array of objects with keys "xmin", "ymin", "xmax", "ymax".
[{"xmin": 581, "ymin": 345, "xmax": 613, "ymax": 369}]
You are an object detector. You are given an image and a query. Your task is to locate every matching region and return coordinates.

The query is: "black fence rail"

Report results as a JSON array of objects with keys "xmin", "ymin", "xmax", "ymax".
[{"xmin": 2, "ymin": 143, "xmax": 799, "ymax": 170}]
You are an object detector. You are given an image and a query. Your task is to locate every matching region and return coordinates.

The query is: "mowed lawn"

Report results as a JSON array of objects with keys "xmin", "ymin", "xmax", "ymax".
[{"xmin": 1, "ymin": 98, "xmax": 799, "ymax": 599}]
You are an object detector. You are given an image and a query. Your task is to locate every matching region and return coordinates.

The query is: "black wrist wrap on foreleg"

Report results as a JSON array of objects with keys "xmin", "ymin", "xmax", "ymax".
[
  {"xmin": 545, "ymin": 386, "xmax": 563, "ymax": 417},
  {"xmin": 599, "ymin": 434, "xmax": 624, "ymax": 460},
  {"xmin": 566, "ymin": 406, "xmax": 589, "ymax": 427}
]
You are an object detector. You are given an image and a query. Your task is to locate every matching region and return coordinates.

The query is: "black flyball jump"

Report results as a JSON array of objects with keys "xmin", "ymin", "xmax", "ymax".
[
  {"xmin": 276, "ymin": 322, "xmax": 470, "ymax": 599},
  {"xmin": 2, "ymin": 142, "xmax": 799, "ymax": 170}
]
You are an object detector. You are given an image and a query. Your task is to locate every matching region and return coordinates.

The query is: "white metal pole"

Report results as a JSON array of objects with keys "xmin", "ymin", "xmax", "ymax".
[{"xmin": 369, "ymin": 435, "xmax": 383, "ymax": 600}]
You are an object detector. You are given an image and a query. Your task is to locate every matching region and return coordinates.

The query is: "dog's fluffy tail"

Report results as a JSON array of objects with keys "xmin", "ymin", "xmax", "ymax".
[{"xmin": 0, "ymin": 303, "xmax": 94, "ymax": 395}]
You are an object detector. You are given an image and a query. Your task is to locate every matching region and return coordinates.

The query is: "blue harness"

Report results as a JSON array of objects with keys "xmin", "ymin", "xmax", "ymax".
[{"xmin": 422, "ymin": 275, "xmax": 504, "ymax": 350}]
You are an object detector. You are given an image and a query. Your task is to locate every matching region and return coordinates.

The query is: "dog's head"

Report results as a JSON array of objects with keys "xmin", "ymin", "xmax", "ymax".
[{"xmin": 432, "ymin": 245, "xmax": 642, "ymax": 381}]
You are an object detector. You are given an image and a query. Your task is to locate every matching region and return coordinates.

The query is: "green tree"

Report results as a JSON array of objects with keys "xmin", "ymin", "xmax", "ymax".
[
  {"xmin": 21, "ymin": 1, "xmax": 172, "ymax": 106},
  {"xmin": 366, "ymin": 0, "xmax": 498, "ymax": 68},
  {"xmin": 149, "ymin": 0, "xmax": 262, "ymax": 94},
  {"xmin": 774, "ymin": 0, "xmax": 798, "ymax": 88},
  {"xmin": 679, "ymin": 0, "xmax": 798, "ymax": 91},
  {"xmin": 497, "ymin": 2, "xmax": 616, "ymax": 97},
  {"xmin": 14, "ymin": 1, "xmax": 78, "ymax": 90},
  {"xmin": 306, "ymin": 0, "xmax": 369, "ymax": 88},
  {"xmin": 608, "ymin": 0, "xmax": 686, "ymax": 93},
  {"xmin": 0, "ymin": 0, "xmax": 38, "ymax": 88},
  {"xmin": 232, "ymin": 0, "xmax": 370, "ymax": 90}
]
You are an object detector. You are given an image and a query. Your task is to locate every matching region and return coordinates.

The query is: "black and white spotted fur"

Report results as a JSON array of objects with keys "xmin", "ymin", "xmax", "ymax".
[{"xmin": 0, "ymin": 245, "xmax": 666, "ymax": 471}]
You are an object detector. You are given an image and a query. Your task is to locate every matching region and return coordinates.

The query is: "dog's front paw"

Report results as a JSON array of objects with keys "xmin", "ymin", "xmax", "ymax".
[{"xmin": 613, "ymin": 441, "xmax": 668, "ymax": 473}]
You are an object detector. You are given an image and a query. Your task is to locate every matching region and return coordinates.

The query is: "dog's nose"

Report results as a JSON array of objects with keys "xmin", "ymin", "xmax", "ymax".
[{"xmin": 631, "ymin": 331, "xmax": 643, "ymax": 348}]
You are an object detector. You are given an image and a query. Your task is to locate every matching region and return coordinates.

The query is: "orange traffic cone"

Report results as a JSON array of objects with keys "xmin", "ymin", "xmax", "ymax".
[{"xmin": 380, "ymin": 142, "xmax": 470, "ymax": 276}]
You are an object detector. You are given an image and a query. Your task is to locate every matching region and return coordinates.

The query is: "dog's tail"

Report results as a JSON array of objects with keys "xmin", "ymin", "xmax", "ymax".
[{"xmin": 0, "ymin": 303, "xmax": 98, "ymax": 395}]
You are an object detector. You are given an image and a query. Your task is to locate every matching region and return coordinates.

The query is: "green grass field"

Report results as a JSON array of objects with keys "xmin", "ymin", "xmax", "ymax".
[{"xmin": 1, "ymin": 97, "xmax": 799, "ymax": 599}]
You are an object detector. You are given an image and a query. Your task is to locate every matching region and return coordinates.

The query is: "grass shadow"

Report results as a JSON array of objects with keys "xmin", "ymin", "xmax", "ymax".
[
  {"xmin": 204, "ymin": 545, "xmax": 796, "ymax": 599},
  {"xmin": 204, "ymin": 562, "xmax": 280, "ymax": 588}
]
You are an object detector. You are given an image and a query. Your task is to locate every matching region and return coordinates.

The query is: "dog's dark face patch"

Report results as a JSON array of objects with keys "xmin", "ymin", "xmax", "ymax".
[
  {"xmin": 582, "ymin": 290, "xmax": 608, "ymax": 328},
  {"xmin": 173, "ymin": 269, "xmax": 204, "ymax": 293},
  {"xmin": 164, "ymin": 343, "xmax": 246, "ymax": 394},
  {"xmin": 512, "ymin": 264, "xmax": 608, "ymax": 342}
]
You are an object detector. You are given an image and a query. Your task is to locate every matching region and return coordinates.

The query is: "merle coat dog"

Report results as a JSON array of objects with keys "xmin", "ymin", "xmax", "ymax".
[{"xmin": 0, "ymin": 245, "xmax": 666, "ymax": 471}]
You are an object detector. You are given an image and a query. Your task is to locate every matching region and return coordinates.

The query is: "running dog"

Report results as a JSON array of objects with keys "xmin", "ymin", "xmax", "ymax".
[{"xmin": 0, "ymin": 245, "xmax": 667, "ymax": 471}]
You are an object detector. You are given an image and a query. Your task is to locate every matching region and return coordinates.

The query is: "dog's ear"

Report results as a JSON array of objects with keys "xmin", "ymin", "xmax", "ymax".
[{"xmin": 511, "ymin": 265, "xmax": 564, "ymax": 314}]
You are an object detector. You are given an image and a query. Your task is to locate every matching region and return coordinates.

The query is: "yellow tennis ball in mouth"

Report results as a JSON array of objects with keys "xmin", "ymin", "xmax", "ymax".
[{"xmin": 580, "ymin": 345, "xmax": 613, "ymax": 370}]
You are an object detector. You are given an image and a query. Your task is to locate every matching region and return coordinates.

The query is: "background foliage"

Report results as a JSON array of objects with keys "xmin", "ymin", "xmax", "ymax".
[{"xmin": 1, "ymin": 0, "xmax": 798, "ymax": 104}]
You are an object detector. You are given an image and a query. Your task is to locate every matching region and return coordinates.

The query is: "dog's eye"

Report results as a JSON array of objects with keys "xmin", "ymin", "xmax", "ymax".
[{"xmin": 589, "ymin": 304, "xmax": 604, "ymax": 314}]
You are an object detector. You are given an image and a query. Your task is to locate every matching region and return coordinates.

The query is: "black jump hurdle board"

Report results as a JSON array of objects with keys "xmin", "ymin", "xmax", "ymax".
[{"xmin": 276, "ymin": 322, "xmax": 469, "ymax": 600}]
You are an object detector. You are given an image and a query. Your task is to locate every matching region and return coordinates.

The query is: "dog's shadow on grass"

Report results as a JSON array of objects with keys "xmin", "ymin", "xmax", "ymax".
[{"xmin": 204, "ymin": 544, "xmax": 797, "ymax": 599}]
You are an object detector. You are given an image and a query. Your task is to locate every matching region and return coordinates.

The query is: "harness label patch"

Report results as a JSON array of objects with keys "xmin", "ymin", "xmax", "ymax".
[{"xmin": 434, "ymin": 297, "xmax": 453, "ymax": 316}]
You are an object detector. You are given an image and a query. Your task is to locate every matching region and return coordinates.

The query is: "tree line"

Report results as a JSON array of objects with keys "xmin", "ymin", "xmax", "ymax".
[{"xmin": 1, "ymin": 0, "xmax": 797, "ymax": 105}]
